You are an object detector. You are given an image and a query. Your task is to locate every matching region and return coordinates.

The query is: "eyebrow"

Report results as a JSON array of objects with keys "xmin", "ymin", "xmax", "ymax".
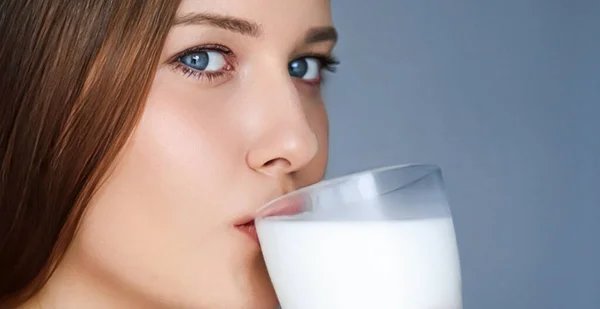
[
  {"xmin": 173, "ymin": 12, "xmax": 261, "ymax": 37},
  {"xmin": 173, "ymin": 12, "xmax": 338, "ymax": 45},
  {"xmin": 304, "ymin": 26, "xmax": 338, "ymax": 44}
]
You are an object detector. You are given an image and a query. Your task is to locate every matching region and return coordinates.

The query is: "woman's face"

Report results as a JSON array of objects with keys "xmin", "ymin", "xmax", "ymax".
[{"xmin": 54, "ymin": 0, "xmax": 335, "ymax": 308}]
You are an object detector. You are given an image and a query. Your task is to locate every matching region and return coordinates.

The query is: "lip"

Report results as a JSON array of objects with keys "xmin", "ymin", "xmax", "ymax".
[
  {"xmin": 235, "ymin": 220, "xmax": 259, "ymax": 244},
  {"xmin": 258, "ymin": 195, "xmax": 305, "ymax": 218},
  {"xmin": 234, "ymin": 194, "xmax": 305, "ymax": 244}
]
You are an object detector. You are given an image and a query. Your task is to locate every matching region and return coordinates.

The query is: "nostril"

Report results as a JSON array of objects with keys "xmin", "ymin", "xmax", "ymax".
[{"xmin": 263, "ymin": 158, "xmax": 291, "ymax": 170}]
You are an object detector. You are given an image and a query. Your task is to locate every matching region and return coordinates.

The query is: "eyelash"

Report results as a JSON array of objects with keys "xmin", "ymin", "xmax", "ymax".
[
  {"xmin": 301, "ymin": 53, "xmax": 340, "ymax": 74},
  {"xmin": 168, "ymin": 44, "xmax": 339, "ymax": 83}
]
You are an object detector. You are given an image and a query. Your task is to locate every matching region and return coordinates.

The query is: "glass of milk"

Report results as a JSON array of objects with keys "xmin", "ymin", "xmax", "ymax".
[{"xmin": 255, "ymin": 164, "xmax": 462, "ymax": 309}]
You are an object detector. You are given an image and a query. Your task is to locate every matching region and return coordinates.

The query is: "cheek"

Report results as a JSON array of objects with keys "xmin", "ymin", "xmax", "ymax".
[
  {"xmin": 75, "ymin": 111, "xmax": 222, "ymax": 267},
  {"xmin": 314, "ymin": 103, "xmax": 329, "ymax": 160},
  {"xmin": 296, "ymin": 99, "xmax": 329, "ymax": 185},
  {"xmin": 66, "ymin": 85, "xmax": 254, "ymax": 302},
  {"xmin": 97, "ymin": 94, "xmax": 239, "ymax": 237}
]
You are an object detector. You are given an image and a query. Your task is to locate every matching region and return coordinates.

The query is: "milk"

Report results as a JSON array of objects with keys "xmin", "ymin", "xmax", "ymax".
[{"xmin": 256, "ymin": 217, "xmax": 462, "ymax": 309}]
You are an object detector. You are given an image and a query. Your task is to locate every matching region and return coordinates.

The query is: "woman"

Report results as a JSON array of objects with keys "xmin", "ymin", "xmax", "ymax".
[{"xmin": 0, "ymin": 0, "xmax": 338, "ymax": 308}]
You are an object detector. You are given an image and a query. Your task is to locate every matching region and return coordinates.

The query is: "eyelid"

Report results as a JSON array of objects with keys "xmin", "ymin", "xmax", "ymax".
[
  {"xmin": 295, "ymin": 53, "xmax": 339, "ymax": 64},
  {"xmin": 167, "ymin": 43, "xmax": 235, "ymax": 64},
  {"xmin": 170, "ymin": 62, "xmax": 232, "ymax": 84}
]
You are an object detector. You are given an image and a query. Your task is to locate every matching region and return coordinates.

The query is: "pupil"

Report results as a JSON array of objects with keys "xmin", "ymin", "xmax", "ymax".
[
  {"xmin": 289, "ymin": 59, "xmax": 308, "ymax": 77},
  {"xmin": 182, "ymin": 52, "xmax": 209, "ymax": 70}
]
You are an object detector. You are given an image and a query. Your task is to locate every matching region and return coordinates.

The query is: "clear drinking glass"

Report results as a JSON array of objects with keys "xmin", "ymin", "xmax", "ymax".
[{"xmin": 255, "ymin": 164, "xmax": 462, "ymax": 309}]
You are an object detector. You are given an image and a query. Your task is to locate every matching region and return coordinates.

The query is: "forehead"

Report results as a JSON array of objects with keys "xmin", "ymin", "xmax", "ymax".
[{"xmin": 177, "ymin": 0, "xmax": 333, "ymax": 29}]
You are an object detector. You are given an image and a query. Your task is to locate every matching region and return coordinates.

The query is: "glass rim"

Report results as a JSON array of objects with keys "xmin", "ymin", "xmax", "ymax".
[{"xmin": 257, "ymin": 163, "xmax": 442, "ymax": 214}]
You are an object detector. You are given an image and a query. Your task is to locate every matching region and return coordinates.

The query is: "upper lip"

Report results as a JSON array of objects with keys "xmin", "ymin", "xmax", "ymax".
[
  {"xmin": 244, "ymin": 194, "xmax": 304, "ymax": 225},
  {"xmin": 234, "ymin": 215, "xmax": 256, "ymax": 226}
]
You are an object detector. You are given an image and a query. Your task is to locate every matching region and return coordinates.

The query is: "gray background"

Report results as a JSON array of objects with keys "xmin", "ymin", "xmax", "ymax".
[{"xmin": 323, "ymin": 0, "xmax": 599, "ymax": 308}]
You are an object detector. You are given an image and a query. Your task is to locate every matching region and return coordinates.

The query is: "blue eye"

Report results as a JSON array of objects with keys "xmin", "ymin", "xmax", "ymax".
[
  {"xmin": 289, "ymin": 57, "xmax": 321, "ymax": 80},
  {"xmin": 178, "ymin": 51, "xmax": 227, "ymax": 71}
]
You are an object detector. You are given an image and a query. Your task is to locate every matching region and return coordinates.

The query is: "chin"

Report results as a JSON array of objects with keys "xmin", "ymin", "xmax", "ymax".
[
  {"xmin": 249, "ymin": 282, "xmax": 279, "ymax": 307},
  {"xmin": 223, "ymin": 286, "xmax": 278, "ymax": 309},
  {"xmin": 185, "ymin": 281, "xmax": 278, "ymax": 309},
  {"xmin": 253, "ymin": 284, "xmax": 280, "ymax": 309},
  {"xmin": 241, "ymin": 256, "xmax": 280, "ymax": 309},
  {"xmin": 245, "ymin": 295, "xmax": 279, "ymax": 309},
  {"xmin": 189, "ymin": 240, "xmax": 280, "ymax": 308}
]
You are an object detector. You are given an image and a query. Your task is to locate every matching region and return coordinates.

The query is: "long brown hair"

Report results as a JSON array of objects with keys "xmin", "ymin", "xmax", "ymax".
[{"xmin": 0, "ymin": 0, "xmax": 182, "ymax": 307}]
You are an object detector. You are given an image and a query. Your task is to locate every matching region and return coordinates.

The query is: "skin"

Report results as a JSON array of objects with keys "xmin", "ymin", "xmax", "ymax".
[{"xmin": 22, "ymin": 0, "xmax": 335, "ymax": 308}]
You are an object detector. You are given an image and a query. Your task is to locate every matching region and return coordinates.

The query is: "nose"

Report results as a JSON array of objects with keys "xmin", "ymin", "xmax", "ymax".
[{"xmin": 245, "ymin": 70, "xmax": 319, "ymax": 177}]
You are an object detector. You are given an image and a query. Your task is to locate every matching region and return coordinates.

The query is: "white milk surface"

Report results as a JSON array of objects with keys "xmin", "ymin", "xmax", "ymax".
[{"xmin": 256, "ymin": 217, "xmax": 462, "ymax": 309}]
